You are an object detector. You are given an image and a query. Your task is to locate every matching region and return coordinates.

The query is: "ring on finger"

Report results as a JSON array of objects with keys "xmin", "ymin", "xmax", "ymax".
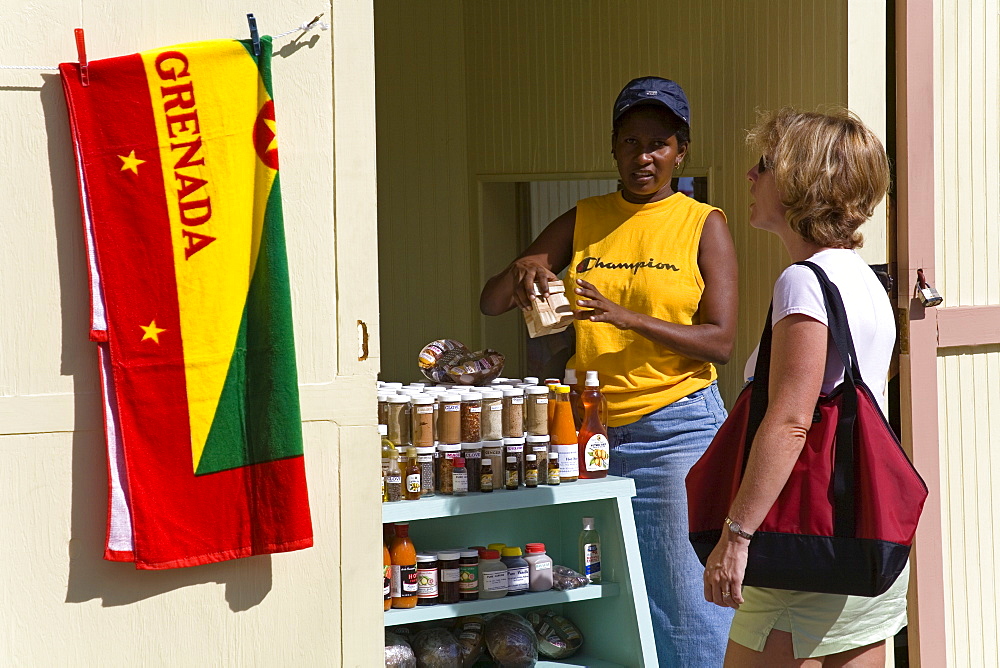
[{"xmin": 722, "ymin": 591, "xmax": 731, "ymax": 598}]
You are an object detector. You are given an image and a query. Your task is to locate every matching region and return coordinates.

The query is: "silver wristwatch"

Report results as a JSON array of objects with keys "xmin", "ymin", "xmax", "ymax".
[{"xmin": 725, "ymin": 517, "xmax": 754, "ymax": 541}]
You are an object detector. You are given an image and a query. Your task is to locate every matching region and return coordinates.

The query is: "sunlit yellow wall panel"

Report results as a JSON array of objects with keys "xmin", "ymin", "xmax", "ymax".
[
  {"xmin": 934, "ymin": 0, "xmax": 1000, "ymax": 307},
  {"xmin": 933, "ymin": 1, "xmax": 1000, "ymax": 665},
  {"xmin": 936, "ymin": 346, "xmax": 1000, "ymax": 667}
]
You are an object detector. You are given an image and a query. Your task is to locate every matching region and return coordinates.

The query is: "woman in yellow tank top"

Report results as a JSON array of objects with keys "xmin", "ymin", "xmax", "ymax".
[{"xmin": 481, "ymin": 77, "xmax": 738, "ymax": 667}]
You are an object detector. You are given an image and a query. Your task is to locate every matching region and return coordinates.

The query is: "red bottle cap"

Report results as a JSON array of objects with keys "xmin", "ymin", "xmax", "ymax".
[
  {"xmin": 454, "ymin": 457, "xmax": 465, "ymax": 466},
  {"xmin": 525, "ymin": 542, "xmax": 546, "ymax": 553},
  {"xmin": 480, "ymin": 549, "xmax": 501, "ymax": 559}
]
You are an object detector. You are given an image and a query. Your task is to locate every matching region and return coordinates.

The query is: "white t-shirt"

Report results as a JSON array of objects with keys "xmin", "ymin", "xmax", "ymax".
[{"xmin": 743, "ymin": 249, "xmax": 896, "ymax": 417}]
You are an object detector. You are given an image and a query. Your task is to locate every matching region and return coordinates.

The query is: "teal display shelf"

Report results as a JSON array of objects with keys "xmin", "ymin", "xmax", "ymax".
[
  {"xmin": 384, "ymin": 583, "xmax": 619, "ymax": 625},
  {"xmin": 382, "ymin": 475, "xmax": 658, "ymax": 666},
  {"xmin": 538, "ymin": 658, "xmax": 623, "ymax": 668},
  {"xmin": 382, "ymin": 477, "xmax": 636, "ymax": 523}
]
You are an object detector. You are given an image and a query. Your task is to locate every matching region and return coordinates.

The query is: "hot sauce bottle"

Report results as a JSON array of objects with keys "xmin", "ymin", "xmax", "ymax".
[{"xmin": 577, "ymin": 371, "xmax": 609, "ymax": 479}]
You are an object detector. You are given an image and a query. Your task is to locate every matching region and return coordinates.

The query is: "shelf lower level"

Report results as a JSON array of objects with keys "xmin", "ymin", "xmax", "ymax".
[
  {"xmin": 382, "ymin": 476, "xmax": 636, "ymax": 523},
  {"xmin": 538, "ymin": 657, "xmax": 623, "ymax": 668},
  {"xmin": 384, "ymin": 582, "xmax": 619, "ymax": 626}
]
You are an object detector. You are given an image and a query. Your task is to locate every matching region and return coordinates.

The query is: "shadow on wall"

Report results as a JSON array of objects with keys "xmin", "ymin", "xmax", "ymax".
[{"xmin": 40, "ymin": 73, "xmax": 273, "ymax": 612}]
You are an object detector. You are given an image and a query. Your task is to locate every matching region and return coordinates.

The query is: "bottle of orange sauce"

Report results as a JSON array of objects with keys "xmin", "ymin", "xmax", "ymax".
[
  {"xmin": 390, "ymin": 522, "xmax": 418, "ymax": 608},
  {"xmin": 383, "ymin": 541, "xmax": 392, "ymax": 611},
  {"xmin": 549, "ymin": 385, "xmax": 579, "ymax": 483},
  {"xmin": 577, "ymin": 371, "xmax": 609, "ymax": 479}
]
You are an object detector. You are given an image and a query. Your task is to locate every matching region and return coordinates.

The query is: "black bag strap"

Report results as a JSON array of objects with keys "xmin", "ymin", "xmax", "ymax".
[{"xmin": 741, "ymin": 260, "xmax": 862, "ymax": 538}]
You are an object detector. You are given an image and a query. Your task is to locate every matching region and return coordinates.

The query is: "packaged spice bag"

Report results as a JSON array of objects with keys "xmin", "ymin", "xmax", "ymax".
[{"xmin": 523, "ymin": 280, "xmax": 574, "ymax": 338}]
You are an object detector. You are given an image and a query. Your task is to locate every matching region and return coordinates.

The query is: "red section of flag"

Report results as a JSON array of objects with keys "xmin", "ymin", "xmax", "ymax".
[
  {"xmin": 252, "ymin": 99, "xmax": 279, "ymax": 169},
  {"xmin": 61, "ymin": 54, "xmax": 313, "ymax": 569}
]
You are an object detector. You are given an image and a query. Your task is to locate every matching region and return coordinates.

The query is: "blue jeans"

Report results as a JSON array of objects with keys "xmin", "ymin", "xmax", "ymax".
[{"xmin": 609, "ymin": 382, "xmax": 734, "ymax": 668}]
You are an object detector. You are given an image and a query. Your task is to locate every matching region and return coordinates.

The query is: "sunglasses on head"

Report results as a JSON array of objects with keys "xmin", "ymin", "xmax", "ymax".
[{"xmin": 757, "ymin": 155, "xmax": 770, "ymax": 173}]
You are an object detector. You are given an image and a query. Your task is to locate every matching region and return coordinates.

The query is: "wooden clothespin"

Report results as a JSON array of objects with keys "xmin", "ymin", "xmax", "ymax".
[
  {"xmin": 74, "ymin": 28, "xmax": 89, "ymax": 86},
  {"xmin": 246, "ymin": 14, "xmax": 261, "ymax": 57}
]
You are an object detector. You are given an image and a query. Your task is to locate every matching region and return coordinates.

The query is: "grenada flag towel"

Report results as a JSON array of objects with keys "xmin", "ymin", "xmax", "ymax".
[{"xmin": 59, "ymin": 36, "xmax": 313, "ymax": 569}]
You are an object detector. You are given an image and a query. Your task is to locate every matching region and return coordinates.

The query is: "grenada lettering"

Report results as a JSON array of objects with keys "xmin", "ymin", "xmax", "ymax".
[
  {"xmin": 155, "ymin": 51, "xmax": 216, "ymax": 260},
  {"xmin": 576, "ymin": 256, "xmax": 680, "ymax": 274}
]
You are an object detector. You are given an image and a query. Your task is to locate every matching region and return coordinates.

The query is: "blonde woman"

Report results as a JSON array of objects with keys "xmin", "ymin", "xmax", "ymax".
[{"xmin": 702, "ymin": 109, "xmax": 904, "ymax": 667}]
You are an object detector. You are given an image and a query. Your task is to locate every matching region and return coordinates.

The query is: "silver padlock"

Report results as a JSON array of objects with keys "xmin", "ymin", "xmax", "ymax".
[
  {"xmin": 917, "ymin": 285, "xmax": 943, "ymax": 307},
  {"xmin": 915, "ymin": 269, "xmax": 943, "ymax": 307}
]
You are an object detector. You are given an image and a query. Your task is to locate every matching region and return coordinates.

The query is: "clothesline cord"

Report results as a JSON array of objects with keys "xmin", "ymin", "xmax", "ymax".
[{"xmin": 0, "ymin": 14, "xmax": 330, "ymax": 71}]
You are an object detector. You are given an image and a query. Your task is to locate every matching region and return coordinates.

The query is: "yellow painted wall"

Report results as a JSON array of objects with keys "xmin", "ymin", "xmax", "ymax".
[
  {"xmin": 0, "ymin": 1, "xmax": 382, "ymax": 665},
  {"xmin": 934, "ymin": 0, "xmax": 1000, "ymax": 664},
  {"xmin": 377, "ymin": 0, "xmax": 885, "ymax": 404}
]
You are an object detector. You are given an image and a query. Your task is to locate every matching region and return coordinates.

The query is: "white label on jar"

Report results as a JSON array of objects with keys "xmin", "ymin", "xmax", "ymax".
[
  {"xmin": 406, "ymin": 474, "xmax": 421, "ymax": 493},
  {"xmin": 445, "ymin": 452, "xmax": 461, "ymax": 459},
  {"xmin": 510, "ymin": 396, "xmax": 524, "ymax": 405},
  {"xmin": 506, "ymin": 444, "xmax": 523, "ymax": 453},
  {"xmin": 507, "ymin": 566, "xmax": 529, "ymax": 591},
  {"xmin": 533, "ymin": 561, "xmax": 552, "ymax": 570},
  {"xmin": 558, "ymin": 450, "xmax": 578, "ymax": 476},
  {"xmin": 452, "ymin": 470, "xmax": 468, "ymax": 494},
  {"xmin": 584, "ymin": 543, "xmax": 601, "ymax": 579},
  {"xmin": 387, "ymin": 475, "xmax": 402, "ymax": 484},
  {"xmin": 444, "ymin": 404, "xmax": 460, "ymax": 412},
  {"xmin": 416, "ymin": 406, "xmax": 433, "ymax": 414},
  {"xmin": 483, "ymin": 569, "xmax": 508, "ymax": 592},
  {"xmin": 532, "ymin": 446, "xmax": 548, "ymax": 454},
  {"xmin": 463, "ymin": 450, "xmax": 481, "ymax": 459},
  {"xmin": 417, "ymin": 455, "xmax": 433, "ymax": 463},
  {"xmin": 468, "ymin": 406, "xmax": 481, "ymax": 413},
  {"xmin": 441, "ymin": 567, "xmax": 461, "ymax": 583},
  {"xmin": 417, "ymin": 567, "xmax": 439, "ymax": 597},
  {"xmin": 391, "ymin": 564, "xmax": 401, "ymax": 597},
  {"xmin": 535, "ymin": 397, "xmax": 549, "ymax": 404},
  {"xmin": 490, "ymin": 403, "xmax": 503, "ymax": 411},
  {"xmin": 584, "ymin": 434, "xmax": 610, "ymax": 471}
]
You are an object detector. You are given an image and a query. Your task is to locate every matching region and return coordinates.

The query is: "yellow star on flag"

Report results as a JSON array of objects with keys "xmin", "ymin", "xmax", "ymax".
[
  {"xmin": 119, "ymin": 150, "xmax": 146, "ymax": 175},
  {"xmin": 264, "ymin": 118, "xmax": 278, "ymax": 152},
  {"xmin": 140, "ymin": 320, "xmax": 166, "ymax": 344}
]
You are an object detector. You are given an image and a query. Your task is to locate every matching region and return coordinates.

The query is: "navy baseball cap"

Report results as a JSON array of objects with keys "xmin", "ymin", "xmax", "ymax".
[{"xmin": 613, "ymin": 76, "xmax": 690, "ymax": 126}]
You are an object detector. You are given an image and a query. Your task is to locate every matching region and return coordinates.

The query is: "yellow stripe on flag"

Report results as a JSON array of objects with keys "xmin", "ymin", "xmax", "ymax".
[{"xmin": 141, "ymin": 40, "xmax": 277, "ymax": 472}]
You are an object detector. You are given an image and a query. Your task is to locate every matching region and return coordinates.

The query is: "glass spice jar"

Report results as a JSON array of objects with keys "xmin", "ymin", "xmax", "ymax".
[
  {"xmin": 482, "ymin": 441, "xmax": 504, "ymax": 491},
  {"xmin": 503, "ymin": 436, "xmax": 525, "ymax": 486},
  {"xmin": 524, "ymin": 386, "xmax": 549, "ymax": 436},
  {"xmin": 526, "ymin": 434, "xmax": 549, "ymax": 482},
  {"xmin": 416, "ymin": 446, "xmax": 436, "ymax": 497},
  {"xmin": 501, "ymin": 388, "xmax": 525, "ymax": 438},
  {"xmin": 461, "ymin": 442, "xmax": 482, "ymax": 493},
  {"xmin": 438, "ymin": 551, "xmax": 462, "ymax": 604},
  {"xmin": 460, "ymin": 393, "xmax": 482, "ymax": 443},
  {"xmin": 377, "ymin": 393, "xmax": 390, "ymax": 426},
  {"xmin": 480, "ymin": 390, "xmax": 504, "ymax": 441},
  {"xmin": 410, "ymin": 395, "xmax": 435, "ymax": 447},
  {"xmin": 437, "ymin": 443, "xmax": 461, "ymax": 494},
  {"xmin": 438, "ymin": 392, "xmax": 462, "ymax": 444},
  {"xmin": 459, "ymin": 550, "xmax": 480, "ymax": 601},
  {"xmin": 386, "ymin": 394, "xmax": 411, "ymax": 446}
]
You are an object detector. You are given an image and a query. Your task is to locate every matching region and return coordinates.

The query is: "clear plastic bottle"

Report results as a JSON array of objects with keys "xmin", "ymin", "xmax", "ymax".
[
  {"xmin": 478, "ymin": 549, "xmax": 508, "ymax": 599},
  {"xmin": 579, "ymin": 517, "xmax": 602, "ymax": 584},
  {"xmin": 578, "ymin": 371, "xmax": 610, "ymax": 479},
  {"xmin": 524, "ymin": 542, "xmax": 554, "ymax": 591},
  {"xmin": 500, "ymin": 547, "xmax": 529, "ymax": 596}
]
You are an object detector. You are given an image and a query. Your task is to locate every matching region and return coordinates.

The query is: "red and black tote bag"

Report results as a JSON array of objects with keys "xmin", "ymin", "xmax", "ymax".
[{"xmin": 686, "ymin": 261, "xmax": 928, "ymax": 596}]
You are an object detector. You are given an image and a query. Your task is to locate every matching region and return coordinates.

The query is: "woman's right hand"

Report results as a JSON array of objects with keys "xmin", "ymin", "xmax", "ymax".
[{"xmin": 509, "ymin": 258, "xmax": 559, "ymax": 310}]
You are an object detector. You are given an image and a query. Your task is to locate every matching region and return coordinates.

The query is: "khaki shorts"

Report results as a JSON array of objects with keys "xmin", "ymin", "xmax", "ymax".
[{"xmin": 729, "ymin": 562, "xmax": 909, "ymax": 659}]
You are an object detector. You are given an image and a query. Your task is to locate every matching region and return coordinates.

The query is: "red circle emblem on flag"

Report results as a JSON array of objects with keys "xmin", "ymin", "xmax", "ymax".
[{"xmin": 253, "ymin": 100, "xmax": 279, "ymax": 170}]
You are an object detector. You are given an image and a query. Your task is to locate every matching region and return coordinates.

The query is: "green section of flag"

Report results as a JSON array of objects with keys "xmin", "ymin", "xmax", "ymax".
[{"xmin": 196, "ymin": 173, "xmax": 303, "ymax": 476}]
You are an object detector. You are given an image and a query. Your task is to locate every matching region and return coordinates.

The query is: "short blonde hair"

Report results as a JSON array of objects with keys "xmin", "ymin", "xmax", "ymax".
[{"xmin": 747, "ymin": 108, "xmax": 890, "ymax": 249}]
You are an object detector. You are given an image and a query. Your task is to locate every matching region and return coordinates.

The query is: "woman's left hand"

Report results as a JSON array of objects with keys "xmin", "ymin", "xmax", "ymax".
[
  {"xmin": 703, "ymin": 534, "xmax": 749, "ymax": 609},
  {"xmin": 574, "ymin": 279, "xmax": 637, "ymax": 330}
]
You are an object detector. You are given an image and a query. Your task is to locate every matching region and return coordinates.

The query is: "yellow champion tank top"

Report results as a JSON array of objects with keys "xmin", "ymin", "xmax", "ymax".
[{"xmin": 566, "ymin": 191, "xmax": 722, "ymax": 427}]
